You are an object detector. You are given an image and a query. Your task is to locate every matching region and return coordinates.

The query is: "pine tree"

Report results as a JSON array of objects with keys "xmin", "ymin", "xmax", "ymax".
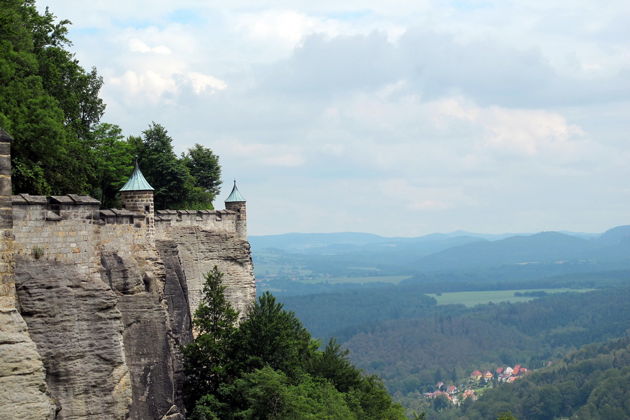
[{"xmin": 182, "ymin": 267, "xmax": 238, "ymax": 413}]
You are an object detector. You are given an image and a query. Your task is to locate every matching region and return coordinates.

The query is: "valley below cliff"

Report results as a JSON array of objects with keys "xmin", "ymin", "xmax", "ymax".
[{"xmin": 253, "ymin": 230, "xmax": 630, "ymax": 418}]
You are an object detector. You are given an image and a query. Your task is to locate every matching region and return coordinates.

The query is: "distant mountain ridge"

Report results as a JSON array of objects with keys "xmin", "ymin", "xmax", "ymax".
[
  {"xmin": 414, "ymin": 227, "xmax": 630, "ymax": 272},
  {"xmin": 250, "ymin": 227, "xmax": 614, "ymax": 252},
  {"xmin": 252, "ymin": 226, "xmax": 630, "ymax": 286}
]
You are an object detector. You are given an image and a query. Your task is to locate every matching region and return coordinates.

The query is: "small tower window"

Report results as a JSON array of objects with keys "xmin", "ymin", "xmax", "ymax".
[{"xmin": 145, "ymin": 205, "xmax": 150, "ymax": 212}]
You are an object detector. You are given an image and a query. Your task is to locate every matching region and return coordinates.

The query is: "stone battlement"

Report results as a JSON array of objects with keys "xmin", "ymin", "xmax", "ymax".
[
  {"xmin": 154, "ymin": 209, "xmax": 239, "ymax": 236},
  {"xmin": 11, "ymin": 194, "xmax": 241, "ymax": 236}
]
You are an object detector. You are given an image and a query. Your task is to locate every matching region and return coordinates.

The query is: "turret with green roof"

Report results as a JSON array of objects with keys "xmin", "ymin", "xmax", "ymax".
[
  {"xmin": 120, "ymin": 161, "xmax": 154, "ymax": 192},
  {"xmin": 120, "ymin": 161, "xmax": 155, "ymax": 236},
  {"xmin": 225, "ymin": 180, "xmax": 247, "ymax": 239}
]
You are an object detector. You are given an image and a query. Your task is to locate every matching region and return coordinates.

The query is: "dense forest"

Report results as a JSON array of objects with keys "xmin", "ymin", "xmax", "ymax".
[
  {"xmin": 279, "ymin": 270, "xmax": 630, "ymax": 340},
  {"xmin": 0, "ymin": 0, "xmax": 221, "ymax": 208}
]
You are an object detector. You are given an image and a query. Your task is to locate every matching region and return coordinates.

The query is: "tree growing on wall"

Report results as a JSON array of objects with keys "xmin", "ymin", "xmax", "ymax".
[
  {"xmin": 183, "ymin": 144, "xmax": 222, "ymax": 198},
  {"xmin": 130, "ymin": 123, "xmax": 193, "ymax": 209},
  {"xmin": 88, "ymin": 123, "xmax": 134, "ymax": 208}
]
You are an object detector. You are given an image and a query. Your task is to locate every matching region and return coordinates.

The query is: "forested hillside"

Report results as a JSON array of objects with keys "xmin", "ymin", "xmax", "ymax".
[
  {"xmin": 276, "ymin": 283, "xmax": 630, "ymax": 417},
  {"xmin": 456, "ymin": 337, "xmax": 630, "ymax": 420},
  {"xmin": 343, "ymin": 288, "xmax": 630, "ymax": 394}
]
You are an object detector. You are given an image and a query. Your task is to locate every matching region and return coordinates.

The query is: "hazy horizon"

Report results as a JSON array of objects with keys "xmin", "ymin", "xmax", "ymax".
[{"xmin": 249, "ymin": 226, "xmax": 621, "ymax": 238}]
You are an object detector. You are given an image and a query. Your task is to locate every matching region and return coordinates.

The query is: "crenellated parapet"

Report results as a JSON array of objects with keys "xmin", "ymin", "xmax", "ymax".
[
  {"xmin": 10, "ymin": 194, "xmax": 245, "ymax": 238},
  {"xmin": 154, "ymin": 209, "xmax": 240, "ymax": 237},
  {"xmin": 12, "ymin": 194, "xmax": 101, "ymax": 222}
]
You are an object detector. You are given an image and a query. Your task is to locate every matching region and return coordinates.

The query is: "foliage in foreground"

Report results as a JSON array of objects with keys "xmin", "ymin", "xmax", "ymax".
[{"xmin": 183, "ymin": 267, "xmax": 406, "ymax": 420}]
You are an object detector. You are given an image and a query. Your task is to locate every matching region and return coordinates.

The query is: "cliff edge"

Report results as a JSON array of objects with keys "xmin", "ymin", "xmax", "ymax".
[{"xmin": 0, "ymin": 130, "xmax": 256, "ymax": 419}]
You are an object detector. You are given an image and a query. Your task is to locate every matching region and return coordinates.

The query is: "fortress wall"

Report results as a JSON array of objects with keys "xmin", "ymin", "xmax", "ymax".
[
  {"xmin": 11, "ymin": 201, "xmax": 188, "ymax": 420},
  {"xmin": 155, "ymin": 209, "xmax": 238, "ymax": 237},
  {"xmin": 13, "ymin": 203, "xmax": 98, "ymax": 269}
]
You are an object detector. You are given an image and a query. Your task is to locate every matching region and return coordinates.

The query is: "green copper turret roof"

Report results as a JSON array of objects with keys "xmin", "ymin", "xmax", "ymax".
[
  {"xmin": 120, "ymin": 162, "xmax": 154, "ymax": 192},
  {"xmin": 225, "ymin": 180, "xmax": 246, "ymax": 202}
]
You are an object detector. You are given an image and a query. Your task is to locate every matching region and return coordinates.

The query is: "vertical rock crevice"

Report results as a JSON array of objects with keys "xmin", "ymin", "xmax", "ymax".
[{"xmin": 100, "ymin": 246, "xmax": 185, "ymax": 420}]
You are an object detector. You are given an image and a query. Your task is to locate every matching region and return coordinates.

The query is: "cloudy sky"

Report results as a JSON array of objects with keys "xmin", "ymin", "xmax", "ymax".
[{"xmin": 40, "ymin": 1, "xmax": 630, "ymax": 236}]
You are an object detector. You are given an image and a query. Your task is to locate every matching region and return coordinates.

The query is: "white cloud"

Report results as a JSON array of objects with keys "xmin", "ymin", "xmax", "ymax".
[
  {"xmin": 235, "ymin": 10, "xmax": 341, "ymax": 47},
  {"xmin": 109, "ymin": 70, "xmax": 227, "ymax": 104},
  {"xmin": 128, "ymin": 38, "xmax": 172, "ymax": 54},
  {"xmin": 187, "ymin": 72, "xmax": 228, "ymax": 94},
  {"xmin": 216, "ymin": 141, "xmax": 305, "ymax": 168},
  {"xmin": 480, "ymin": 107, "xmax": 584, "ymax": 156},
  {"xmin": 431, "ymin": 97, "xmax": 586, "ymax": 157},
  {"xmin": 110, "ymin": 70, "xmax": 178, "ymax": 102}
]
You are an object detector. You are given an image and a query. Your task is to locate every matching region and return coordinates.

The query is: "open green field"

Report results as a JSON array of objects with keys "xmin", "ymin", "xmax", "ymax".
[{"xmin": 427, "ymin": 288, "xmax": 595, "ymax": 307}]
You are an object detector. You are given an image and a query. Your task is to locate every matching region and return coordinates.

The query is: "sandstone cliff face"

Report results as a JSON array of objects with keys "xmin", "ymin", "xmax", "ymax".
[
  {"xmin": 100, "ymin": 247, "xmax": 185, "ymax": 420},
  {"xmin": 0, "ymin": 304, "xmax": 56, "ymax": 420},
  {"xmin": 162, "ymin": 227, "xmax": 256, "ymax": 320},
  {"xmin": 16, "ymin": 258, "xmax": 132, "ymax": 420},
  {"xmin": 5, "ymin": 204, "xmax": 255, "ymax": 420}
]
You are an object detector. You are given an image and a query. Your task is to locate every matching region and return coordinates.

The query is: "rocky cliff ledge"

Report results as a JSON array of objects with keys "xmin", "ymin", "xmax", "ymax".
[{"xmin": 1, "ymin": 198, "xmax": 255, "ymax": 420}]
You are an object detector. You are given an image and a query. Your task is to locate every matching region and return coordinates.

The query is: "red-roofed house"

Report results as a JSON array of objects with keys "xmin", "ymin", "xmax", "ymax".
[{"xmin": 462, "ymin": 389, "xmax": 477, "ymax": 401}]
